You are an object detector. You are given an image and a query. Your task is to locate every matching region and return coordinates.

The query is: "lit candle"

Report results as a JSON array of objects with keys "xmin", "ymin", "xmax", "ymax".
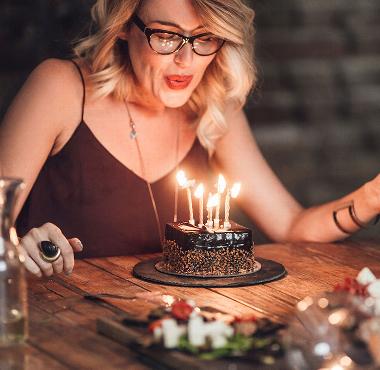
[
  {"xmin": 186, "ymin": 187, "xmax": 195, "ymax": 225},
  {"xmin": 206, "ymin": 193, "xmax": 219, "ymax": 229},
  {"xmin": 206, "ymin": 193, "xmax": 213, "ymax": 228},
  {"xmin": 223, "ymin": 182, "xmax": 241, "ymax": 230},
  {"xmin": 194, "ymin": 184, "xmax": 204, "ymax": 227},
  {"xmin": 214, "ymin": 174, "xmax": 226, "ymax": 229},
  {"xmin": 176, "ymin": 170, "xmax": 195, "ymax": 225}
]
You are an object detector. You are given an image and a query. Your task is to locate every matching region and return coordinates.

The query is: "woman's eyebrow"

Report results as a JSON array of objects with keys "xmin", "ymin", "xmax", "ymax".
[{"xmin": 149, "ymin": 19, "xmax": 204, "ymax": 32}]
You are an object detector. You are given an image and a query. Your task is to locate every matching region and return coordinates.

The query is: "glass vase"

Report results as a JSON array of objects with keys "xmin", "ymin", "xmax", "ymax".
[{"xmin": 0, "ymin": 177, "xmax": 27, "ymax": 346}]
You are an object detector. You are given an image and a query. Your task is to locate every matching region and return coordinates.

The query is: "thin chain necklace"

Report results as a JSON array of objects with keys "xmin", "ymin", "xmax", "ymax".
[{"xmin": 124, "ymin": 100, "xmax": 180, "ymax": 246}]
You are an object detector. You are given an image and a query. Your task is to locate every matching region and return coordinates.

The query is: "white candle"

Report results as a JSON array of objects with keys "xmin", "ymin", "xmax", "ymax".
[
  {"xmin": 223, "ymin": 182, "xmax": 241, "ymax": 230},
  {"xmin": 206, "ymin": 193, "xmax": 213, "ymax": 228},
  {"xmin": 194, "ymin": 184, "xmax": 204, "ymax": 227},
  {"xmin": 214, "ymin": 194, "xmax": 221, "ymax": 229},
  {"xmin": 224, "ymin": 189, "xmax": 231, "ymax": 229},
  {"xmin": 176, "ymin": 170, "xmax": 195, "ymax": 225},
  {"xmin": 214, "ymin": 175, "xmax": 226, "ymax": 229},
  {"xmin": 206, "ymin": 193, "xmax": 219, "ymax": 229},
  {"xmin": 186, "ymin": 187, "xmax": 195, "ymax": 225}
]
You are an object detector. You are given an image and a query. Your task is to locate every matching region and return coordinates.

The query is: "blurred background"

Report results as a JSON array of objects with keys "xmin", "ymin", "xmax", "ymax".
[{"xmin": 1, "ymin": 0, "xmax": 379, "ymax": 241}]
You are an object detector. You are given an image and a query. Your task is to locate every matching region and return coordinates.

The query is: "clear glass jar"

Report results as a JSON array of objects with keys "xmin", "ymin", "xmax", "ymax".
[{"xmin": 0, "ymin": 177, "xmax": 27, "ymax": 346}]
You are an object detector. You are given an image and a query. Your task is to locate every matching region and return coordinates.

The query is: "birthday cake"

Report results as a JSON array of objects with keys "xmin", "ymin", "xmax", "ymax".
[{"xmin": 162, "ymin": 222, "xmax": 256, "ymax": 277}]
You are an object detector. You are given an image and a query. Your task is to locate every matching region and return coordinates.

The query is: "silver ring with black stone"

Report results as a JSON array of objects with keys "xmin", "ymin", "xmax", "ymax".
[{"xmin": 39, "ymin": 241, "xmax": 61, "ymax": 263}]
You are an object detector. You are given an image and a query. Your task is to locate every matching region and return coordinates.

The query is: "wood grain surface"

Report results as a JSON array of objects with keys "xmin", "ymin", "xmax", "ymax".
[{"xmin": 4, "ymin": 241, "xmax": 379, "ymax": 369}]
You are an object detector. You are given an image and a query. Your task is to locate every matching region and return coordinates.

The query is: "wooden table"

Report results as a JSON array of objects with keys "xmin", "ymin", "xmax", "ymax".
[{"xmin": 2, "ymin": 240, "xmax": 379, "ymax": 369}]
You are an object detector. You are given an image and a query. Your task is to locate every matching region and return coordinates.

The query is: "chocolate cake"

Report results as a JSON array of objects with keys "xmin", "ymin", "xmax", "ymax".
[{"xmin": 162, "ymin": 222, "xmax": 256, "ymax": 276}]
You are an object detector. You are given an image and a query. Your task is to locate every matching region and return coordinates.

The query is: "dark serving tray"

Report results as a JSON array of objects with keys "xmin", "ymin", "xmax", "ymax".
[
  {"xmin": 133, "ymin": 257, "xmax": 287, "ymax": 287},
  {"xmin": 96, "ymin": 314, "xmax": 289, "ymax": 370}
]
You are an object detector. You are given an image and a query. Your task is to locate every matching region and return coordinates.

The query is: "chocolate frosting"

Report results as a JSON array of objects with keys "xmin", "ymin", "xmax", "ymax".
[{"xmin": 165, "ymin": 221, "xmax": 252, "ymax": 251}]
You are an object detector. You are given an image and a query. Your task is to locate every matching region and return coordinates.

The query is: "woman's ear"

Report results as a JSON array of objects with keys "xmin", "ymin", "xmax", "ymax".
[{"xmin": 118, "ymin": 31, "xmax": 128, "ymax": 41}]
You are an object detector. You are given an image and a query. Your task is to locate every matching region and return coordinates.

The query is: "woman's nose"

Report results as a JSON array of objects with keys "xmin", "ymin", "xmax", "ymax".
[{"xmin": 174, "ymin": 42, "xmax": 193, "ymax": 67}]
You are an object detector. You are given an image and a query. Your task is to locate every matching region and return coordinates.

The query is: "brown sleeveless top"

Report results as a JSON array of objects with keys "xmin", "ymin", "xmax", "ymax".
[{"xmin": 16, "ymin": 61, "xmax": 211, "ymax": 258}]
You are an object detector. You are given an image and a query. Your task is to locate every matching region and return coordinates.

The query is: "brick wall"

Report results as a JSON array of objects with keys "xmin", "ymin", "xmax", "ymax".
[
  {"xmin": 1, "ymin": 0, "xmax": 379, "ymax": 240},
  {"xmin": 246, "ymin": 0, "xmax": 380, "ymax": 241}
]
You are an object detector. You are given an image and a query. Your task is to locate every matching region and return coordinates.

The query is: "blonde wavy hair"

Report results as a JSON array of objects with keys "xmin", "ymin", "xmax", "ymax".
[{"xmin": 74, "ymin": 0, "xmax": 257, "ymax": 154}]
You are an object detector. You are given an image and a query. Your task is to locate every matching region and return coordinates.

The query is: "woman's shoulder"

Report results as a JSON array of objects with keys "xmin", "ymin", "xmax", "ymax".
[
  {"xmin": 17, "ymin": 58, "xmax": 88, "ymax": 154},
  {"xmin": 28, "ymin": 58, "xmax": 85, "ymax": 98},
  {"xmin": 33, "ymin": 58, "xmax": 85, "ymax": 109}
]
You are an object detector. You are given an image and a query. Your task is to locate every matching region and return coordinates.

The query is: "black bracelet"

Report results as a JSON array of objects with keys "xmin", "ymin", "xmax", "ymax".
[
  {"xmin": 349, "ymin": 203, "xmax": 380, "ymax": 228},
  {"xmin": 349, "ymin": 203, "xmax": 367, "ymax": 229},
  {"xmin": 333, "ymin": 200, "xmax": 380, "ymax": 234},
  {"xmin": 332, "ymin": 203, "xmax": 352, "ymax": 234}
]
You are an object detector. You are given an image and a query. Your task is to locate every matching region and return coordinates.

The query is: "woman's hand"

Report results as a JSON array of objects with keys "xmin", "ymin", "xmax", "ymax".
[{"xmin": 19, "ymin": 222, "xmax": 83, "ymax": 277}]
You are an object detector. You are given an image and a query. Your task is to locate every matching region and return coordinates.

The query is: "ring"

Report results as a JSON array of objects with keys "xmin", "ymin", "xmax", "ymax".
[{"xmin": 39, "ymin": 241, "xmax": 61, "ymax": 263}]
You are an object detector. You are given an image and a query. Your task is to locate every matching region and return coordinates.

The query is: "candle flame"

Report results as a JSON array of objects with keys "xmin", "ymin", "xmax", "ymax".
[
  {"xmin": 176, "ymin": 170, "xmax": 188, "ymax": 187},
  {"xmin": 194, "ymin": 183, "xmax": 204, "ymax": 198},
  {"xmin": 207, "ymin": 193, "xmax": 219, "ymax": 208},
  {"xmin": 217, "ymin": 174, "xmax": 226, "ymax": 194},
  {"xmin": 231, "ymin": 183, "xmax": 241, "ymax": 198}
]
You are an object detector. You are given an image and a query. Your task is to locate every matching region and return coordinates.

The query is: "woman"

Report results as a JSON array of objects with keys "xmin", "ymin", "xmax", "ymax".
[{"xmin": 0, "ymin": 0, "xmax": 379, "ymax": 278}]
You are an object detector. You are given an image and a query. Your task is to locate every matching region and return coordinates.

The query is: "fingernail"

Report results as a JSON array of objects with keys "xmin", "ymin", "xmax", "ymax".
[
  {"xmin": 75, "ymin": 239, "xmax": 83, "ymax": 250},
  {"xmin": 65, "ymin": 270, "xmax": 72, "ymax": 276}
]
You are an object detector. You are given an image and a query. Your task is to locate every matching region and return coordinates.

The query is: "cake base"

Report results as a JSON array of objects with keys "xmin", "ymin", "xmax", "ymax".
[
  {"xmin": 133, "ymin": 256, "xmax": 287, "ymax": 287},
  {"xmin": 155, "ymin": 259, "xmax": 261, "ymax": 278}
]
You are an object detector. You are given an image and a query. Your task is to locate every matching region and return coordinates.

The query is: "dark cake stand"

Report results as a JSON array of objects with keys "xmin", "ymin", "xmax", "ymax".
[{"xmin": 133, "ymin": 256, "xmax": 286, "ymax": 288}]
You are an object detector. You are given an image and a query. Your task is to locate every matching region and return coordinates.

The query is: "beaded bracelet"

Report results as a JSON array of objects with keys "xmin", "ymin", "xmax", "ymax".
[{"xmin": 333, "ymin": 201, "xmax": 380, "ymax": 234}]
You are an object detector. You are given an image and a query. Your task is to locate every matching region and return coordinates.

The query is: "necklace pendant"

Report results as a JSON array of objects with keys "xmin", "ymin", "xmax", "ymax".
[{"xmin": 129, "ymin": 122, "xmax": 137, "ymax": 139}]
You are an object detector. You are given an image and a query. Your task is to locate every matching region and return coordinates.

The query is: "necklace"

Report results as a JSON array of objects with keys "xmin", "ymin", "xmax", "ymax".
[{"xmin": 124, "ymin": 100, "xmax": 180, "ymax": 246}]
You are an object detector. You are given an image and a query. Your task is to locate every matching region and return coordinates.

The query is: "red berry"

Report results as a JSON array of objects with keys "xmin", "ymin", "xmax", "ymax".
[
  {"xmin": 148, "ymin": 319, "xmax": 163, "ymax": 333},
  {"xmin": 171, "ymin": 300, "xmax": 194, "ymax": 321}
]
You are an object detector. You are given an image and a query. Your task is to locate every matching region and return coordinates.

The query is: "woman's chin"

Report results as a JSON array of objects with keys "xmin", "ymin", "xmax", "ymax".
[{"xmin": 160, "ymin": 93, "xmax": 192, "ymax": 108}]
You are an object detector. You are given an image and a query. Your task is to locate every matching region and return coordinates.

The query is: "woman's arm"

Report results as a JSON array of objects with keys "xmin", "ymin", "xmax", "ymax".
[
  {"xmin": 0, "ymin": 58, "xmax": 85, "ymax": 276},
  {"xmin": 0, "ymin": 58, "xmax": 83, "ymax": 218},
  {"xmin": 213, "ymin": 106, "xmax": 379, "ymax": 243}
]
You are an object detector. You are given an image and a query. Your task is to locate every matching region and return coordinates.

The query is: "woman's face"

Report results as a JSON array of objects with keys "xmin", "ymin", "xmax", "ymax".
[{"xmin": 126, "ymin": 0, "xmax": 217, "ymax": 110}]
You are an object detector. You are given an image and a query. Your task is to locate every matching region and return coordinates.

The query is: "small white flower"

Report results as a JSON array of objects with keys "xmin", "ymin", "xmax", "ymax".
[
  {"xmin": 210, "ymin": 334, "xmax": 228, "ymax": 349},
  {"xmin": 368, "ymin": 280, "xmax": 380, "ymax": 299},
  {"xmin": 186, "ymin": 299, "xmax": 197, "ymax": 307},
  {"xmin": 153, "ymin": 326, "xmax": 163, "ymax": 341},
  {"xmin": 357, "ymin": 267, "xmax": 377, "ymax": 285},
  {"xmin": 374, "ymin": 299, "xmax": 380, "ymax": 316}
]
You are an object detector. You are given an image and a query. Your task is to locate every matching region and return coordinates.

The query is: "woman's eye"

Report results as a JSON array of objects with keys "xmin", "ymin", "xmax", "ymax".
[
  {"xmin": 197, "ymin": 36, "xmax": 216, "ymax": 42},
  {"xmin": 157, "ymin": 33, "xmax": 176, "ymax": 40}
]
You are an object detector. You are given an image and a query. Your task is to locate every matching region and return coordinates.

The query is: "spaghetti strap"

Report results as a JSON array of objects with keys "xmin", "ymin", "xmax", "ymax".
[{"xmin": 70, "ymin": 60, "xmax": 86, "ymax": 122}]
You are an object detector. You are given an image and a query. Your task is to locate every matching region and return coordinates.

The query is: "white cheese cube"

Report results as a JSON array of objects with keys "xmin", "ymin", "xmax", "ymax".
[{"xmin": 188, "ymin": 315, "xmax": 206, "ymax": 347}]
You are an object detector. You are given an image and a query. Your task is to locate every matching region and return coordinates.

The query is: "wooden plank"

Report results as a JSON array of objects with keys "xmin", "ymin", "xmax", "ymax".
[
  {"xmin": 22, "ymin": 241, "xmax": 380, "ymax": 369},
  {"xmin": 95, "ymin": 253, "xmax": 326, "ymax": 320},
  {"xmin": 0, "ymin": 345, "xmax": 69, "ymax": 370},
  {"xmin": 86, "ymin": 256, "xmax": 266, "ymax": 317},
  {"xmin": 27, "ymin": 271, "xmax": 151, "ymax": 369},
  {"xmin": 256, "ymin": 243, "xmax": 380, "ymax": 283},
  {"xmin": 27, "ymin": 294, "xmax": 150, "ymax": 369},
  {"xmin": 220, "ymin": 243, "xmax": 380, "ymax": 320},
  {"xmin": 86, "ymin": 253, "xmax": 327, "ymax": 321}
]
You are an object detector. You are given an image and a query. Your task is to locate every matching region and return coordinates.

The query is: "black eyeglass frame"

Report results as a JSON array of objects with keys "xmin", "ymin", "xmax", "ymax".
[{"xmin": 131, "ymin": 14, "xmax": 225, "ymax": 56}]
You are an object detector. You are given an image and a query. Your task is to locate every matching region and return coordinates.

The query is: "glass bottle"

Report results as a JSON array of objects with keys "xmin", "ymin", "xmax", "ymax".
[{"xmin": 0, "ymin": 177, "xmax": 27, "ymax": 346}]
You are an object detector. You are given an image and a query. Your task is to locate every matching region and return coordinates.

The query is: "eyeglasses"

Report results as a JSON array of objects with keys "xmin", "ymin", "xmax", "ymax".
[{"xmin": 132, "ymin": 15, "xmax": 225, "ymax": 56}]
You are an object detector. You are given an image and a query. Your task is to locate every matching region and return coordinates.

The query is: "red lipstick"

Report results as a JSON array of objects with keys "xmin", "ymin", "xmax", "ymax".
[{"xmin": 165, "ymin": 75, "xmax": 193, "ymax": 90}]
